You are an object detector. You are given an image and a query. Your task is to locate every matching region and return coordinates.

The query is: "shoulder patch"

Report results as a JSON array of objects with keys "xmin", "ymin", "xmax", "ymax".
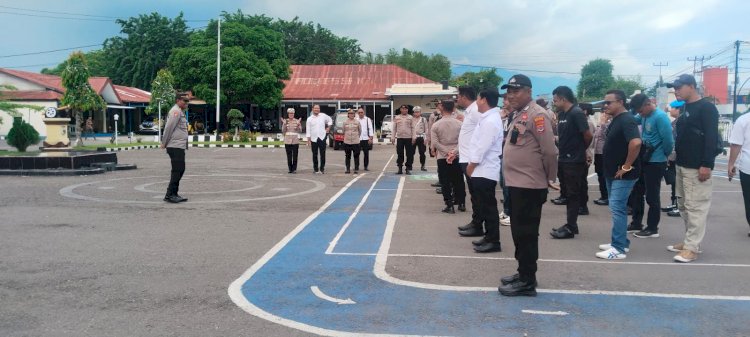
[
  {"xmin": 534, "ymin": 116, "xmax": 545, "ymax": 133},
  {"xmin": 173, "ymin": 111, "xmax": 180, "ymax": 117}
]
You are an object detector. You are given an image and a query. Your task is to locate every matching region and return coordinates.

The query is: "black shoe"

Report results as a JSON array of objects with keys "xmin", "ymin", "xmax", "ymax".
[
  {"xmin": 441, "ymin": 205, "xmax": 455, "ymax": 214},
  {"xmin": 165, "ymin": 195, "xmax": 182, "ymax": 203},
  {"xmin": 435, "ymin": 188, "xmax": 442, "ymax": 194},
  {"xmin": 550, "ymin": 226, "xmax": 575, "ymax": 239},
  {"xmin": 421, "ymin": 166, "xmax": 427, "ymax": 171},
  {"xmin": 405, "ymin": 169, "xmax": 412, "ymax": 175},
  {"xmin": 594, "ymin": 198, "xmax": 609, "ymax": 206},
  {"xmin": 633, "ymin": 229, "xmax": 660, "ymax": 238},
  {"xmin": 459, "ymin": 227, "xmax": 484, "ymax": 237},
  {"xmin": 431, "ymin": 182, "xmax": 441, "ymax": 187},
  {"xmin": 551, "ymin": 224, "xmax": 578, "ymax": 235},
  {"xmin": 627, "ymin": 223, "xmax": 642, "ymax": 233},
  {"xmin": 457, "ymin": 204, "xmax": 466, "ymax": 212},
  {"xmin": 474, "ymin": 242, "xmax": 501, "ymax": 253},
  {"xmin": 397, "ymin": 168, "xmax": 403, "ymax": 175},
  {"xmin": 288, "ymin": 170, "xmax": 293, "ymax": 174},
  {"xmin": 578, "ymin": 207, "xmax": 589, "ymax": 215},
  {"xmin": 500, "ymin": 273, "xmax": 520, "ymax": 286},
  {"xmin": 472, "ymin": 238, "xmax": 488, "ymax": 246},
  {"xmin": 667, "ymin": 209, "xmax": 681, "ymax": 217},
  {"xmin": 457, "ymin": 222, "xmax": 480, "ymax": 231},
  {"xmin": 354, "ymin": 170, "xmax": 358, "ymax": 174},
  {"xmin": 661, "ymin": 204, "xmax": 677, "ymax": 212},
  {"xmin": 551, "ymin": 197, "xmax": 568, "ymax": 205},
  {"xmin": 498, "ymin": 280, "xmax": 537, "ymax": 297},
  {"xmin": 345, "ymin": 170, "xmax": 351, "ymax": 174},
  {"xmin": 364, "ymin": 168, "xmax": 369, "ymax": 171},
  {"xmin": 320, "ymin": 170, "xmax": 325, "ymax": 174},
  {"xmin": 174, "ymin": 194, "xmax": 187, "ymax": 202}
]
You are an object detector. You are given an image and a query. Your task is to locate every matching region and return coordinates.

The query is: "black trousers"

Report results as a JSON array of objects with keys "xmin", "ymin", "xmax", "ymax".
[
  {"xmin": 344, "ymin": 143, "xmax": 361, "ymax": 170},
  {"xmin": 664, "ymin": 160, "xmax": 677, "ymax": 204},
  {"xmin": 557, "ymin": 165, "xmax": 567, "ymax": 198},
  {"xmin": 508, "ymin": 187, "xmax": 548, "ymax": 283},
  {"xmin": 560, "ymin": 162, "xmax": 587, "ymax": 230},
  {"xmin": 461, "ymin": 163, "xmax": 483, "ymax": 227},
  {"xmin": 471, "ymin": 177, "xmax": 499, "ymax": 243},
  {"xmin": 396, "ymin": 138, "xmax": 414, "ymax": 170},
  {"xmin": 581, "ymin": 164, "xmax": 590, "ymax": 206},
  {"xmin": 594, "ymin": 154, "xmax": 608, "ymax": 200},
  {"xmin": 741, "ymin": 171, "xmax": 750, "ymax": 228},
  {"xmin": 359, "ymin": 140, "xmax": 370, "ymax": 169},
  {"xmin": 166, "ymin": 147, "xmax": 185, "ymax": 196},
  {"xmin": 437, "ymin": 159, "xmax": 466, "ymax": 206},
  {"xmin": 414, "ymin": 137, "xmax": 426, "ymax": 167},
  {"xmin": 310, "ymin": 138, "xmax": 326, "ymax": 172},
  {"xmin": 631, "ymin": 162, "xmax": 667, "ymax": 231},
  {"xmin": 284, "ymin": 144, "xmax": 298, "ymax": 172}
]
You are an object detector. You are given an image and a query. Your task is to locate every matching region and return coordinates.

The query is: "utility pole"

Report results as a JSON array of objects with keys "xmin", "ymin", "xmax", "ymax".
[
  {"xmin": 687, "ymin": 56, "xmax": 705, "ymax": 78},
  {"xmin": 216, "ymin": 17, "xmax": 221, "ymax": 137},
  {"xmin": 653, "ymin": 62, "xmax": 668, "ymax": 86},
  {"xmin": 733, "ymin": 40, "xmax": 740, "ymax": 121}
]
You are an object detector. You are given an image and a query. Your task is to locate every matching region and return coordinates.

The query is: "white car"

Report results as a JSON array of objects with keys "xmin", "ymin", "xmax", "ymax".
[{"xmin": 380, "ymin": 115, "xmax": 393, "ymax": 139}]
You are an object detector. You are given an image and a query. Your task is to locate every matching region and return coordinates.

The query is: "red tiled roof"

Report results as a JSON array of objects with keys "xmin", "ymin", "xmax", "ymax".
[
  {"xmin": 113, "ymin": 85, "xmax": 151, "ymax": 103},
  {"xmin": 282, "ymin": 64, "xmax": 434, "ymax": 101},
  {"xmin": 0, "ymin": 68, "xmax": 118, "ymax": 95},
  {"xmin": 0, "ymin": 90, "xmax": 62, "ymax": 101}
]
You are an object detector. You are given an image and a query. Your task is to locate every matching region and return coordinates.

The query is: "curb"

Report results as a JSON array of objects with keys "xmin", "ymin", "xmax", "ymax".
[
  {"xmin": 191, "ymin": 144, "xmax": 283, "ymax": 148},
  {"xmin": 0, "ymin": 167, "xmax": 106, "ymax": 176}
]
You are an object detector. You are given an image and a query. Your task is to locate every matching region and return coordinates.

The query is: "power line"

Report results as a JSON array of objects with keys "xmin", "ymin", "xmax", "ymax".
[
  {"xmin": 0, "ymin": 62, "xmax": 60, "ymax": 69},
  {"xmin": 0, "ymin": 44, "xmax": 101, "ymax": 59},
  {"xmin": 0, "ymin": 7, "xmax": 209, "ymax": 22},
  {"xmin": 0, "ymin": 4, "xmax": 120, "ymax": 18},
  {"xmin": 0, "ymin": 10, "xmax": 115, "ymax": 22}
]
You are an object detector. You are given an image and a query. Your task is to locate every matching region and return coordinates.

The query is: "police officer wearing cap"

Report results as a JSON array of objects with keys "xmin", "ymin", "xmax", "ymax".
[
  {"xmin": 391, "ymin": 104, "xmax": 415, "ymax": 174},
  {"xmin": 498, "ymin": 74, "xmax": 558, "ymax": 297},
  {"xmin": 342, "ymin": 109, "xmax": 362, "ymax": 174},
  {"xmin": 281, "ymin": 108, "xmax": 302, "ymax": 173},
  {"xmin": 412, "ymin": 106, "xmax": 429, "ymax": 171},
  {"xmin": 161, "ymin": 93, "xmax": 190, "ymax": 203},
  {"xmin": 431, "ymin": 99, "xmax": 465, "ymax": 213}
]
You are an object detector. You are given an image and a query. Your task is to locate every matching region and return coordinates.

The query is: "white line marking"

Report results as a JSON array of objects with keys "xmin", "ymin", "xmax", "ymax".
[
  {"xmin": 228, "ymin": 155, "xmax": 427, "ymax": 337},
  {"xmin": 310, "ymin": 286, "xmax": 356, "ymax": 304},
  {"xmin": 370, "ymin": 172, "xmax": 750, "ymax": 301},
  {"xmin": 522, "ymin": 310, "xmax": 569, "ymax": 316}
]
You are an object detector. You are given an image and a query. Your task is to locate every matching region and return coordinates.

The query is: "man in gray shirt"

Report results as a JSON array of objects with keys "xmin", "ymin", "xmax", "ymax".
[{"xmin": 160, "ymin": 94, "xmax": 189, "ymax": 203}]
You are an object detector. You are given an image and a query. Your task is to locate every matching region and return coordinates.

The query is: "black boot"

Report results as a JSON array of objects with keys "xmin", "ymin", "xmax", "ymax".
[
  {"xmin": 421, "ymin": 165, "xmax": 427, "ymax": 171},
  {"xmin": 457, "ymin": 203, "xmax": 466, "ymax": 212},
  {"xmin": 442, "ymin": 204, "xmax": 455, "ymax": 214},
  {"xmin": 397, "ymin": 167, "xmax": 403, "ymax": 174},
  {"xmin": 405, "ymin": 169, "xmax": 412, "ymax": 175}
]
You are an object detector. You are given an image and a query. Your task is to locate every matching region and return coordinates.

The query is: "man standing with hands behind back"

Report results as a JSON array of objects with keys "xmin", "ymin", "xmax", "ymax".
[
  {"xmin": 306, "ymin": 104, "xmax": 332, "ymax": 174},
  {"xmin": 498, "ymin": 75, "xmax": 558, "ymax": 296},
  {"xmin": 391, "ymin": 104, "xmax": 415, "ymax": 175},
  {"xmin": 161, "ymin": 93, "xmax": 190, "ymax": 203}
]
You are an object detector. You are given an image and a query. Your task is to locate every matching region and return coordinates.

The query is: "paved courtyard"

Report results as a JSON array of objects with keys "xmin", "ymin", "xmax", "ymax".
[{"xmin": 1, "ymin": 147, "xmax": 748, "ymax": 336}]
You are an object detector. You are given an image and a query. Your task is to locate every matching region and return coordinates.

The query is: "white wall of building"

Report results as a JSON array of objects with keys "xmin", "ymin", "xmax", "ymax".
[
  {"xmin": 0, "ymin": 73, "xmax": 46, "ymax": 91},
  {"xmin": 0, "ymin": 101, "xmax": 57, "ymax": 137}
]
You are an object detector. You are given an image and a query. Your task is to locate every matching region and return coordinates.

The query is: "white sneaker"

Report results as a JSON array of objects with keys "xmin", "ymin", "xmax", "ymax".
[
  {"xmin": 595, "ymin": 247, "xmax": 627, "ymax": 260},
  {"xmin": 500, "ymin": 213, "xmax": 510, "ymax": 226},
  {"xmin": 598, "ymin": 243, "xmax": 629, "ymax": 253},
  {"xmin": 667, "ymin": 243, "xmax": 702, "ymax": 253}
]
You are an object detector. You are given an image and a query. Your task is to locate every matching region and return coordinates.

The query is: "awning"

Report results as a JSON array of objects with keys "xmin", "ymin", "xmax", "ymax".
[{"xmin": 106, "ymin": 104, "xmax": 136, "ymax": 110}]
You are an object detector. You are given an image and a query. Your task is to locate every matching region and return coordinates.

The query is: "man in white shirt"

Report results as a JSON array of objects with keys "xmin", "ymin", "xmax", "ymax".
[
  {"xmin": 465, "ymin": 88, "xmax": 504, "ymax": 253},
  {"xmin": 305, "ymin": 104, "xmax": 332, "ymax": 174},
  {"xmin": 455, "ymin": 86, "xmax": 485, "ymax": 236},
  {"xmin": 357, "ymin": 107, "xmax": 374, "ymax": 171},
  {"xmin": 728, "ymin": 113, "xmax": 750, "ymax": 237}
]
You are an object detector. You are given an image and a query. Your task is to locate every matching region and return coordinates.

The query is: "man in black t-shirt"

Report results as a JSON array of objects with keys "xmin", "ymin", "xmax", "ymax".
[
  {"xmin": 596, "ymin": 89, "xmax": 642, "ymax": 260},
  {"xmin": 550, "ymin": 86, "xmax": 592, "ymax": 239},
  {"xmin": 666, "ymin": 74, "xmax": 719, "ymax": 263}
]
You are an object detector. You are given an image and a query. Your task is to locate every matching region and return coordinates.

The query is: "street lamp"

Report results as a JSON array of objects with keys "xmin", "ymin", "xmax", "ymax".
[{"xmin": 114, "ymin": 113, "xmax": 119, "ymax": 146}]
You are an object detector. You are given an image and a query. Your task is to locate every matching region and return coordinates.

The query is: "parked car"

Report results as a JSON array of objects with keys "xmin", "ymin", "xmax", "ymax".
[
  {"xmin": 137, "ymin": 116, "xmax": 162, "ymax": 134},
  {"xmin": 328, "ymin": 110, "xmax": 349, "ymax": 150},
  {"xmin": 380, "ymin": 114, "xmax": 393, "ymax": 139}
]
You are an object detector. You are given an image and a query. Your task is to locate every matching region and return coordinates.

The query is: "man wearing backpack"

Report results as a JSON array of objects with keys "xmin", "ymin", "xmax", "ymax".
[{"xmin": 667, "ymin": 74, "xmax": 720, "ymax": 263}]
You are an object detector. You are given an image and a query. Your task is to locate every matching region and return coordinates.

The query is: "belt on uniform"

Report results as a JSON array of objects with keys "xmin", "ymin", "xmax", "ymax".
[{"xmin": 285, "ymin": 132, "xmax": 299, "ymax": 136}]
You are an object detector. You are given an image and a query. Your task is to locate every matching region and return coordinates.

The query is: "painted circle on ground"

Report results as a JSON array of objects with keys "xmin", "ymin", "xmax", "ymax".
[
  {"xmin": 59, "ymin": 174, "xmax": 326, "ymax": 204},
  {"xmin": 133, "ymin": 178, "xmax": 262, "ymax": 194}
]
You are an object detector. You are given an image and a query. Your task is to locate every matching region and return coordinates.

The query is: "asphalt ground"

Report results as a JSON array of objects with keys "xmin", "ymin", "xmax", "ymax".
[{"xmin": 1, "ymin": 146, "xmax": 748, "ymax": 336}]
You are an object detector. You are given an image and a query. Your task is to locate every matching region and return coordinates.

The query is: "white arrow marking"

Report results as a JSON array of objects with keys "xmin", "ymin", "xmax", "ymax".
[
  {"xmin": 522, "ymin": 309, "xmax": 569, "ymax": 316},
  {"xmin": 310, "ymin": 286, "xmax": 356, "ymax": 305}
]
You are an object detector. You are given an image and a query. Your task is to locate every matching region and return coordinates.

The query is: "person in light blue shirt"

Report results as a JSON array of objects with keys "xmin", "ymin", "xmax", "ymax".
[{"xmin": 629, "ymin": 94, "xmax": 674, "ymax": 238}]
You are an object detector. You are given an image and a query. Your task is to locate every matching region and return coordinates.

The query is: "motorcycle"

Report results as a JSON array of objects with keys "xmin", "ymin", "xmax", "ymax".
[
  {"xmin": 250, "ymin": 120, "xmax": 261, "ymax": 132},
  {"xmin": 262, "ymin": 120, "xmax": 274, "ymax": 133}
]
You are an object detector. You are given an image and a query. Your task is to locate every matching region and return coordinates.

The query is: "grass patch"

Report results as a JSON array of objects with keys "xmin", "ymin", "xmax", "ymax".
[{"xmin": 0, "ymin": 150, "xmax": 41, "ymax": 156}]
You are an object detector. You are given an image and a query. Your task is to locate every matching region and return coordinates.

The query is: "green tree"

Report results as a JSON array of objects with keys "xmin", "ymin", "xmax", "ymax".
[
  {"xmin": 169, "ymin": 13, "xmax": 290, "ymax": 108},
  {"xmin": 104, "ymin": 13, "xmax": 190, "ymax": 90},
  {"xmin": 41, "ymin": 49, "xmax": 110, "ymax": 77},
  {"xmin": 274, "ymin": 16, "xmax": 362, "ymax": 64},
  {"xmin": 147, "ymin": 69, "xmax": 176, "ymax": 116},
  {"xmin": 0, "ymin": 84, "xmax": 44, "ymax": 126},
  {"xmin": 450, "ymin": 68, "xmax": 503, "ymax": 93},
  {"xmin": 370, "ymin": 48, "xmax": 450, "ymax": 82},
  {"xmin": 613, "ymin": 76, "xmax": 644, "ymax": 97},
  {"xmin": 578, "ymin": 58, "xmax": 615, "ymax": 101},
  {"xmin": 227, "ymin": 108, "xmax": 244, "ymax": 139},
  {"xmin": 6, "ymin": 117, "xmax": 40, "ymax": 152},
  {"xmin": 61, "ymin": 51, "xmax": 106, "ymax": 147}
]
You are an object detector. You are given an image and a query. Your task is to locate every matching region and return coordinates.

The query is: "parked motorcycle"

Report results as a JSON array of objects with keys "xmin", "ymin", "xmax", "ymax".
[
  {"xmin": 262, "ymin": 119, "xmax": 274, "ymax": 133},
  {"xmin": 250, "ymin": 120, "xmax": 261, "ymax": 132}
]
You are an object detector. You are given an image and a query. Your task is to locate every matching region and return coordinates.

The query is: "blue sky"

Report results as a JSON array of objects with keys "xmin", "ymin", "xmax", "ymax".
[{"xmin": 1, "ymin": 0, "xmax": 749, "ymax": 97}]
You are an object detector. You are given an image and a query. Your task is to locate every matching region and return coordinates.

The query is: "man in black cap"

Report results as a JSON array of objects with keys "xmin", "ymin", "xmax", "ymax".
[{"xmin": 666, "ymin": 74, "xmax": 719, "ymax": 263}]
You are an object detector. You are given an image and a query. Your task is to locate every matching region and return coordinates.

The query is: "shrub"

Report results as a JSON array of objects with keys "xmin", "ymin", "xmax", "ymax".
[
  {"xmin": 221, "ymin": 132, "xmax": 232, "ymax": 143},
  {"xmin": 239, "ymin": 130, "xmax": 251, "ymax": 142},
  {"xmin": 6, "ymin": 117, "xmax": 40, "ymax": 152}
]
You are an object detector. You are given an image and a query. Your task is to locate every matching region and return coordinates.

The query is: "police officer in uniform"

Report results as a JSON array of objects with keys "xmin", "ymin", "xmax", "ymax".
[
  {"xmin": 342, "ymin": 109, "xmax": 362, "ymax": 174},
  {"xmin": 281, "ymin": 108, "xmax": 302, "ymax": 173},
  {"xmin": 161, "ymin": 93, "xmax": 190, "ymax": 203},
  {"xmin": 498, "ymin": 75, "xmax": 558, "ymax": 297},
  {"xmin": 431, "ymin": 100, "xmax": 465, "ymax": 213},
  {"xmin": 412, "ymin": 106, "xmax": 429, "ymax": 171},
  {"xmin": 391, "ymin": 104, "xmax": 415, "ymax": 174}
]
